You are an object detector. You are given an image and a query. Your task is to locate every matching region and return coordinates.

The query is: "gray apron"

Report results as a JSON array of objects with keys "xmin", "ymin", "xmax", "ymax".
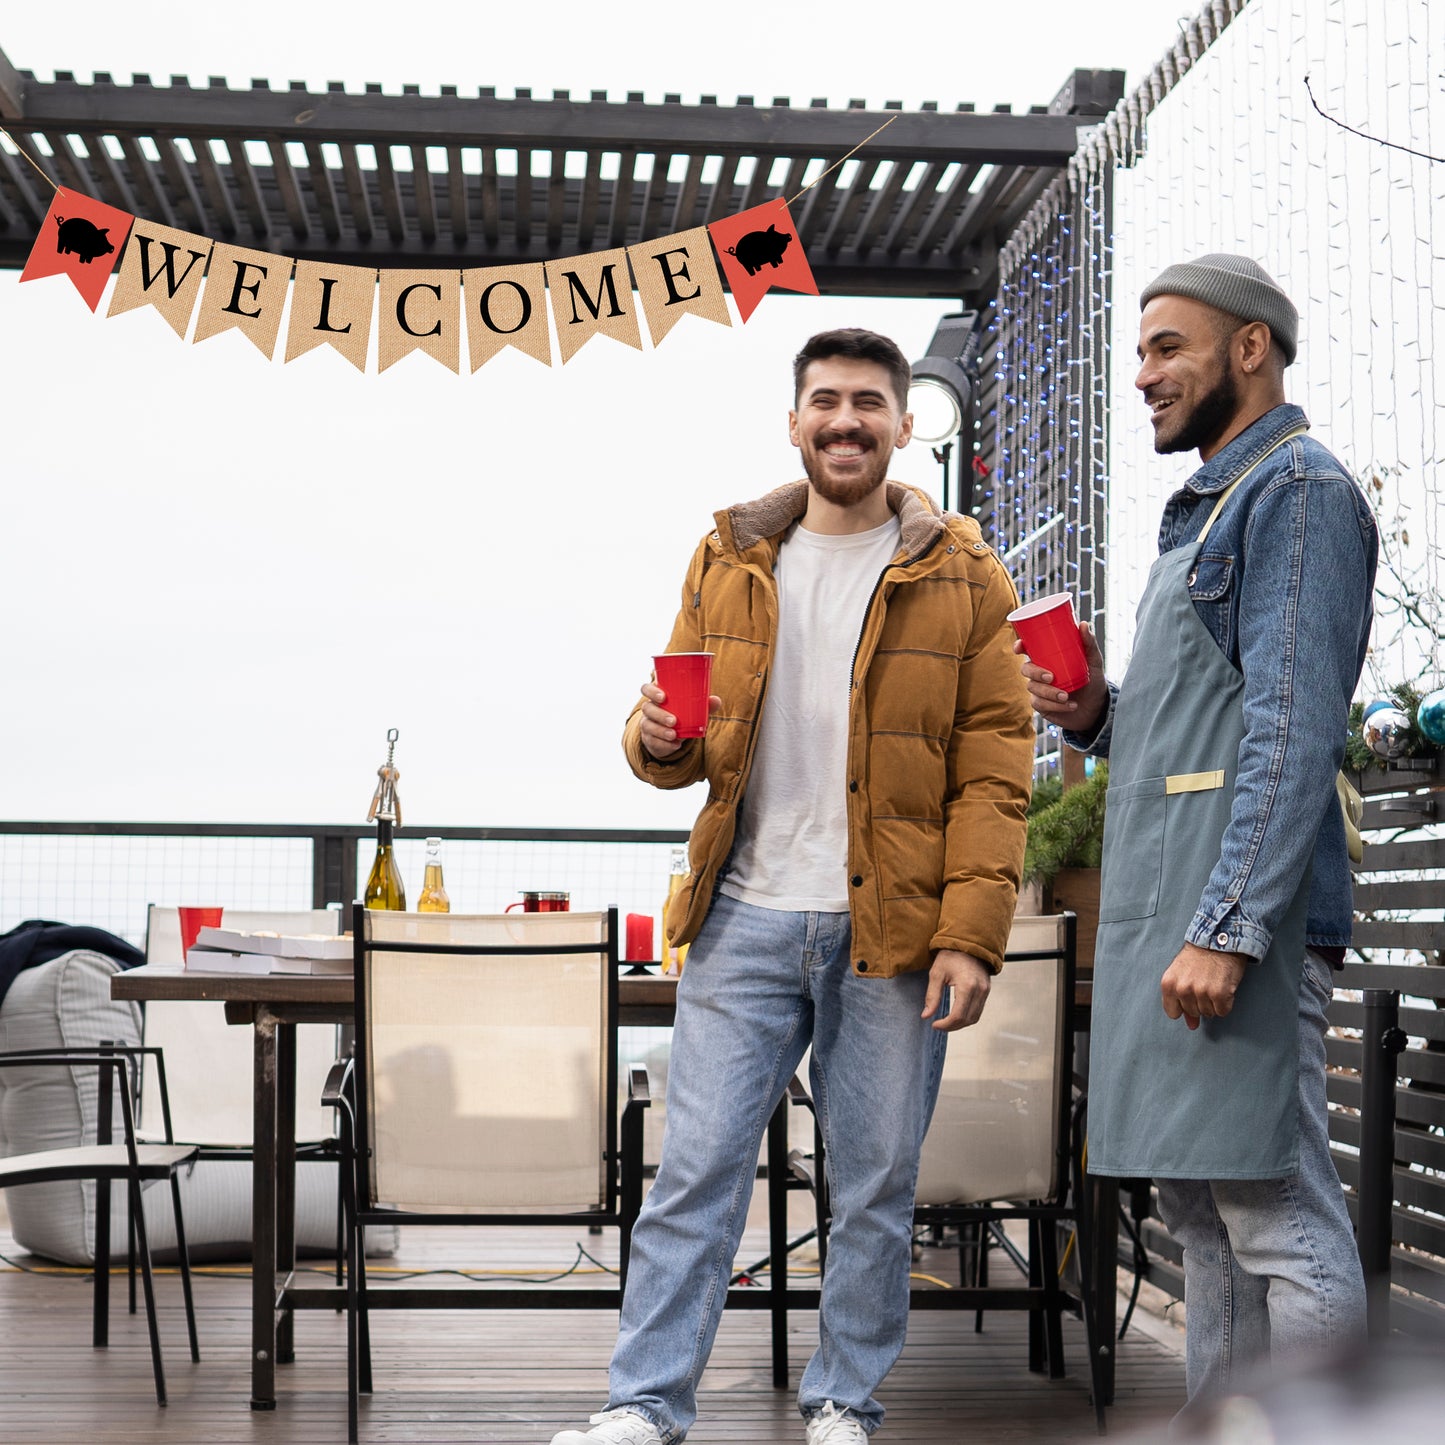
[{"xmin": 1088, "ymin": 432, "xmax": 1311, "ymax": 1179}]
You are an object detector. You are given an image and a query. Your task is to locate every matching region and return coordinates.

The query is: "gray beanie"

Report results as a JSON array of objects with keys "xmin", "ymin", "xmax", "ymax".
[{"xmin": 1140, "ymin": 253, "xmax": 1298, "ymax": 365}]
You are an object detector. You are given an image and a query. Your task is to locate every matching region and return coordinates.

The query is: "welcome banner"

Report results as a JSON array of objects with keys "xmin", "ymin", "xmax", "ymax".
[{"xmin": 20, "ymin": 189, "xmax": 820, "ymax": 376}]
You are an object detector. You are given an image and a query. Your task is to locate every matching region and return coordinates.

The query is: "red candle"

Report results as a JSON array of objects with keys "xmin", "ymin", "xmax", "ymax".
[{"xmin": 625, "ymin": 913, "xmax": 654, "ymax": 962}]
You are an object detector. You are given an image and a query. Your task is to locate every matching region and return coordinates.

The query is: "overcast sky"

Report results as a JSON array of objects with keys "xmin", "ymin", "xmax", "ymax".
[{"xmin": 0, "ymin": 2, "xmax": 1197, "ymax": 831}]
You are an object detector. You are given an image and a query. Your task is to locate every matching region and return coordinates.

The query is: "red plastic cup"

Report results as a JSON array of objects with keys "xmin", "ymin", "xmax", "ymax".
[
  {"xmin": 178, "ymin": 906, "xmax": 224, "ymax": 955},
  {"xmin": 1008, "ymin": 594, "xmax": 1089, "ymax": 693},
  {"xmin": 653, "ymin": 652, "xmax": 714, "ymax": 739},
  {"xmin": 625, "ymin": 913, "xmax": 654, "ymax": 962}
]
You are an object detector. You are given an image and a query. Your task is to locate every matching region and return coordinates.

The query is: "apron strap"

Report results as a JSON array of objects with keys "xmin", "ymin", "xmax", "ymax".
[{"xmin": 1195, "ymin": 426, "xmax": 1308, "ymax": 547}]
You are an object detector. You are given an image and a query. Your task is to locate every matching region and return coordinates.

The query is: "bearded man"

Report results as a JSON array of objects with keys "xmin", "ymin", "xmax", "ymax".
[
  {"xmin": 1021, "ymin": 256, "xmax": 1376, "ymax": 1414},
  {"xmin": 552, "ymin": 328, "xmax": 1034, "ymax": 1445}
]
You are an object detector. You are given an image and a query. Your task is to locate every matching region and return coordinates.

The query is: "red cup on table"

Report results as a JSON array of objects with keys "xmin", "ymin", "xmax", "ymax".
[
  {"xmin": 177, "ymin": 906, "xmax": 224, "ymax": 955},
  {"xmin": 653, "ymin": 652, "xmax": 714, "ymax": 739},
  {"xmin": 1008, "ymin": 593, "xmax": 1090, "ymax": 693}
]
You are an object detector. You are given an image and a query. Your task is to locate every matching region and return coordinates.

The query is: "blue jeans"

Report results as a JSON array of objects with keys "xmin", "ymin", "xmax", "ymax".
[
  {"xmin": 607, "ymin": 894, "xmax": 948, "ymax": 1441},
  {"xmin": 1154, "ymin": 948, "xmax": 1367, "ymax": 1409}
]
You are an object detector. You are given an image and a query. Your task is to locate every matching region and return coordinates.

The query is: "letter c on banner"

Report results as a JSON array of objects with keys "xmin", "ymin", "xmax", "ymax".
[{"xmin": 396, "ymin": 282, "xmax": 443, "ymax": 338}]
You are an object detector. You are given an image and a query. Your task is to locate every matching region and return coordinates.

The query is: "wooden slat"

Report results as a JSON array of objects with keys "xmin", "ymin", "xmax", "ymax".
[
  {"xmin": 446, "ymin": 148, "xmax": 468, "ymax": 247},
  {"xmin": 605, "ymin": 148, "xmax": 636, "ymax": 249},
  {"xmin": 337, "ymin": 141, "xmax": 374, "ymax": 243},
  {"xmin": 155, "ymin": 135, "xmax": 208, "ymax": 233},
  {"xmin": 115, "ymin": 133, "xmax": 176, "ymax": 229},
  {"xmin": 267, "ymin": 137, "xmax": 310, "ymax": 242},
  {"xmin": 373, "ymin": 141, "xmax": 406, "ymax": 244},
  {"xmin": 478, "ymin": 145, "xmax": 500, "ymax": 248},
  {"xmin": 514, "ymin": 149, "xmax": 534, "ymax": 248},
  {"xmin": 303, "ymin": 140, "xmax": 342, "ymax": 242},
  {"xmin": 545, "ymin": 149, "xmax": 566, "ymax": 252},
  {"xmin": 36, "ymin": 130, "xmax": 92, "ymax": 194},
  {"xmin": 639, "ymin": 151, "xmax": 675, "ymax": 242},
  {"xmin": 1352, "ymin": 879, "xmax": 1445, "ymax": 910},
  {"xmin": 187, "ymin": 134, "xmax": 239, "ymax": 239},
  {"xmin": 669, "ymin": 152, "xmax": 705, "ymax": 235},
  {"xmin": 224, "ymin": 136, "xmax": 270, "ymax": 238},
  {"xmin": 1350, "ymin": 919, "xmax": 1445, "ymax": 952},
  {"xmin": 411, "ymin": 143, "xmax": 437, "ymax": 246},
  {"xmin": 575, "ymin": 151, "xmax": 602, "ymax": 251}
]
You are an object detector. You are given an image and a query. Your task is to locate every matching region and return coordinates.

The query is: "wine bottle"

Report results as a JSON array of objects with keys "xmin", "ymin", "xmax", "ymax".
[{"xmin": 364, "ymin": 728, "xmax": 407, "ymax": 911}]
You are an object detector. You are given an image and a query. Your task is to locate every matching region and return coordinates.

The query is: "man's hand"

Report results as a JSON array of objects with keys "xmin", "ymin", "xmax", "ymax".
[
  {"xmin": 638, "ymin": 681, "xmax": 722, "ymax": 760},
  {"xmin": 922, "ymin": 950, "xmax": 992, "ymax": 1032},
  {"xmin": 1016, "ymin": 621, "xmax": 1109, "ymax": 734},
  {"xmin": 1161, "ymin": 941, "xmax": 1250, "ymax": 1030}
]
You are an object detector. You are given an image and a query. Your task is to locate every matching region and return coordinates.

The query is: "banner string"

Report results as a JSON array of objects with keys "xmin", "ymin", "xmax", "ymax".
[
  {"xmin": 781, "ymin": 113, "xmax": 899, "ymax": 207},
  {"xmin": 0, "ymin": 126, "xmax": 62, "ymax": 193}
]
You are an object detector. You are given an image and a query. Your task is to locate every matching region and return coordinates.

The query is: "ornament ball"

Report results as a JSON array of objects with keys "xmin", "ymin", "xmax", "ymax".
[{"xmin": 1417, "ymin": 688, "xmax": 1445, "ymax": 747}]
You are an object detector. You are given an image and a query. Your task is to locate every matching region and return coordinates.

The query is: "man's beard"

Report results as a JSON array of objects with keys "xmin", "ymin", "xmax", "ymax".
[
  {"xmin": 1155, "ymin": 357, "xmax": 1238, "ymax": 455},
  {"xmin": 803, "ymin": 437, "xmax": 891, "ymax": 506}
]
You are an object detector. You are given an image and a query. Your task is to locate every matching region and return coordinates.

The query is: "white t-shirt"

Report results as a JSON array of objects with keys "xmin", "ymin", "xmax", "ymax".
[{"xmin": 720, "ymin": 515, "xmax": 902, "ymax": 912}]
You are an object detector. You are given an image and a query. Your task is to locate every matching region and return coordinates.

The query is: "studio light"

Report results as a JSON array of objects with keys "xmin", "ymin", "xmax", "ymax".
[{"xmin": 908, "ymin": 311, "xmax": 982, "ymax": 512}]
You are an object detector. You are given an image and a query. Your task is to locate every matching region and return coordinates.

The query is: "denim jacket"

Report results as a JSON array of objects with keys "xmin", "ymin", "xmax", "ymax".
[{"xmin": 1067, "ymin": 404, "xmax": 1378, "ymax": 959}]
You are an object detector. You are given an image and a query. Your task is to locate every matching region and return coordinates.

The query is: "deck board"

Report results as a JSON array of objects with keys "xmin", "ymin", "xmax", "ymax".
[{"xmin": 0, "ymin": 1211, "xmax": 1183, "ymax": 1443}]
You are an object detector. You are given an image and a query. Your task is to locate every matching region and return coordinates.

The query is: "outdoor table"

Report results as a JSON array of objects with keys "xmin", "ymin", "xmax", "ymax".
[{"xmin": 110, "ymin": 963, "xmax": 678, "ymax": 1409}]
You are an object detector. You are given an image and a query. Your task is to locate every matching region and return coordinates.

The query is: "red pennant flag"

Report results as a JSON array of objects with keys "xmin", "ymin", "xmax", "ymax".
[
  {"xmin": 707, "ymin": 200, "xmax": 818, "ymax": 323},
  {"xmin": 19, "ymin": 188, "xmax": 134, "ymax": 312}
]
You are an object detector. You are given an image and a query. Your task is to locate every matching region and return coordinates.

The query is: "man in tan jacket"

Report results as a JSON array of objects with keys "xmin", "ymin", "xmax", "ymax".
[{"xmin": 554, "ymin": 328, "xmax": 1033, "ymax": 1445}]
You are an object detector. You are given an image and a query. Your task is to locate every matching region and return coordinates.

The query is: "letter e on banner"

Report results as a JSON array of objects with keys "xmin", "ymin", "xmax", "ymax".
[
  {"xmin": 707, "ymin": 201, "xmax": 817, "ymax": 322},
  {"xmin": 20, "ymin": 187, "xmax": 133, "ymax": 312},
  {"xmin": 462, "ymin": 263, "xmax": 551, "ymax": 371},
  {"xmin": 193, "ymin": 243, "xmax": 293, "ymax": 357},
  {"xmin": 631, "ymin": 226, "xmax": 731, "ymax": 348}
]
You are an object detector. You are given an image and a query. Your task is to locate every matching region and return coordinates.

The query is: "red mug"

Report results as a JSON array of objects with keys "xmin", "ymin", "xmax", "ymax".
[{"xmin": 505, "ymin": 892, "xmax": 570, "ymax": 913}]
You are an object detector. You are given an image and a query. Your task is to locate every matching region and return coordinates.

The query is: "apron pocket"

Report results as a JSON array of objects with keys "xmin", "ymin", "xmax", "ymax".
[{"xmin": 1098, "ymin": 775, "xmax": 1167, "ymax": 923}]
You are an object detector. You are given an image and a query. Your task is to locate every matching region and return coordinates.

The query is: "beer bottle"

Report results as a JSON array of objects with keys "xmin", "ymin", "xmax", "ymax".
[
  {"xmin": 660, "ymin": 846, "xmax": 690, "ymax": 975},
  {"xmin": 417, "ymin": 837, "xmax": 451, "ymax": 913}
]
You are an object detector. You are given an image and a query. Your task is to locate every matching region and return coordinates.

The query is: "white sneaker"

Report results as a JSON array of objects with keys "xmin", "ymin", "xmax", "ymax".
[
  {"xmin": 805, "ymin": 1401, "xmax": 868, "ymax": 1444},
  {"xmin": 550, "ymin": 1408, "xmax": 666, "ymax": 1445}
]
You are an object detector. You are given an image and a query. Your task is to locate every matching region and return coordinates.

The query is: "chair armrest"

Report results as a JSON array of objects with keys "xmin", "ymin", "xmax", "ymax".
[
  {"xmin": 321, "ymin": 1056, "xmax": 354, "ymax": 1110},
  {"xmin": 786, "ymin": 1074, "xmax": 815, "ymax": 1113},
  {"xmin": 625, "ymin": 1065, "xmax": 651, "ymax": 1108}
]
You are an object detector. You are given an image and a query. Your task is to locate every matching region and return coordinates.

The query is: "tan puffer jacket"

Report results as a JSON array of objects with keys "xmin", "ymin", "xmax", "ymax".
[{"xmin": 623, "ymin": 479, "xmax": 1034, "ymax": 977}]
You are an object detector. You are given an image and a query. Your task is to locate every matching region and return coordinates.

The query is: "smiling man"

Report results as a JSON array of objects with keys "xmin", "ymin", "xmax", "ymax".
[
  {"xmin": 551, "ymin": 329, "xmax": 1033, "ymax": 1445},
  {"xmin": 1020, "ymin": 257, "xmax": 1377, "ymax": 1414}
]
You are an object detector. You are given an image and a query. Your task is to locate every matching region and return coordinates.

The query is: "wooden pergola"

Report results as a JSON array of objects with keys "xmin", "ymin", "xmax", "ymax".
[{"xmin": 0, "ymin": 46, "xmax": 1122, "ymax": 306}]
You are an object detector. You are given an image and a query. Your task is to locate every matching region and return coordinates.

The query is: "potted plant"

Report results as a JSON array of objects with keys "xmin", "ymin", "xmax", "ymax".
[{"xmin": 1023, "ymin": 763, "xmax": 1107, "ymax": 980}]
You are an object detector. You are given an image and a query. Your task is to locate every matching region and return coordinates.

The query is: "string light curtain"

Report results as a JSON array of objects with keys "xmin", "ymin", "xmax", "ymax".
[{"xmin": 987, "ymin": 0, "xmax": 1444, "ymax": 772}]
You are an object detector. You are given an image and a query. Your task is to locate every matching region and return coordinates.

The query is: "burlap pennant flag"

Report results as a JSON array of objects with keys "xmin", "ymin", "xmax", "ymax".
[
  {"xmin": 285, "ymin": 262, "xmax": 377, "ymax": 371},
  {"xmin": 546, "ymin": 248, "xmax": 642, "ymax": 364},
  {"xmin": 192, "ymin": 243, "xmax": 292, "ymax": 357},
  {"xmin": 107, "ymin": 221, "xmax": 213, "ymax": 338},
  {"xmin": 707, "ymin": 200, "xmax": 818, "ymax": 322},
  {"xmin": 462, "ymin": 263, "xmax": 551, "ymax": 371},
  {"xmin": 630, "ymin": 227, "xmax": 731, "ymax": 347},
  {"xmin": 377, "ymin": 269, "xmax": 460, "ymax": 374},
  {"xmin": 19, "ymin": 187, "xmax": 133, "ymax": 312}
]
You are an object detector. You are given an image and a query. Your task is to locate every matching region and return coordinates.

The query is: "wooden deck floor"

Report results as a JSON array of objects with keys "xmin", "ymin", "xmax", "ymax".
[{"xmin": 0, "ymin": 1209, "xmax": 1184, "ymax": 1444}]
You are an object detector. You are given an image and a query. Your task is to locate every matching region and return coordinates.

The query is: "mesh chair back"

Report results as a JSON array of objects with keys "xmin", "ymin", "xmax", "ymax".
[
  {"xmin": 143, "ymin": 905, "xmax": 341, "ymax": 1144},
  {"xmin": 357, "ymin": 908, "xmax": 616, "ymax": 1215},
  {"xmin": 914, "ymin": 914, "xmax": 1070, "ymax": 1207}
]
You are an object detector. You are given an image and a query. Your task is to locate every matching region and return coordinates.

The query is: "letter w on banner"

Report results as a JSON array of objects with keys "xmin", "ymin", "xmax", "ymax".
[
  {"xmin": 707, "ymin": 200, "xmax": 817, "ymax": 323},
  {"xmin": 19, "ymin": 188, "xmax": 133, "ymax": 312}
]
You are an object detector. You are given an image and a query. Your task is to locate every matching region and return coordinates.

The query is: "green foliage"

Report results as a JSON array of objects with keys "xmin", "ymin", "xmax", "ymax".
[
  {"xmin": 1023, "ymin": 763, "xmax": 1108, "ymax": 889},
  {"xmin": 1345, "ymin": 681, "xmax": 1435, "ymax": 772}
]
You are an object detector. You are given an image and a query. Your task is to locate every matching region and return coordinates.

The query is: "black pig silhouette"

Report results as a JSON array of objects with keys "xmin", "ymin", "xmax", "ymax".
[
  {"xmin": 54, "ymin": 215, "xmax": 115, "ymax": 264},
  {"xmin": 727, "ymin": 225, "xmax": 792, "ymax": 277}
]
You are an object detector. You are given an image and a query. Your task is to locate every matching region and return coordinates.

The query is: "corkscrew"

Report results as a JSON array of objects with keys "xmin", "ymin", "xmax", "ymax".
[{"xmin": 366, "ymin": 727, "xmax": 402, "ymax": 826}]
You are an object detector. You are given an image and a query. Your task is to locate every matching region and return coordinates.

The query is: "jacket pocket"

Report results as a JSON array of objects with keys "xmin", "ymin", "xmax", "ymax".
[{"xmin": 1098, "ymin": 775, "xmax": 1167, "ymax": 923}]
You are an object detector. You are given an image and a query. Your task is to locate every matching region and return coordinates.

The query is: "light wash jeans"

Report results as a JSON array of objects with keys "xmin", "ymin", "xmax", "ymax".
[
  {"xmin": 1155, "ymin": 948, "xmax": 1367, "ymax": 1410},
  {"xmin": 607, "ymin": 893, "xmax": 948, "ymax": 1441}
]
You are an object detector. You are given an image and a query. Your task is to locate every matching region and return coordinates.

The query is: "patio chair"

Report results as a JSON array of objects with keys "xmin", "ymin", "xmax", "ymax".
[
  {"xmin": 0, "ymin": 1044, "xmax": 200, "ymax": 1404},
  {"xmin": 141, "ymin": 905, "xmax": 349, "ymax": 1262},
  {"xmin": 324, "ymin": 903, "xmax": 650, "ymax": 1442},
  {"xmin": 790, "ymin": 913, "xmax": 1106, "ymax": 1431}
]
